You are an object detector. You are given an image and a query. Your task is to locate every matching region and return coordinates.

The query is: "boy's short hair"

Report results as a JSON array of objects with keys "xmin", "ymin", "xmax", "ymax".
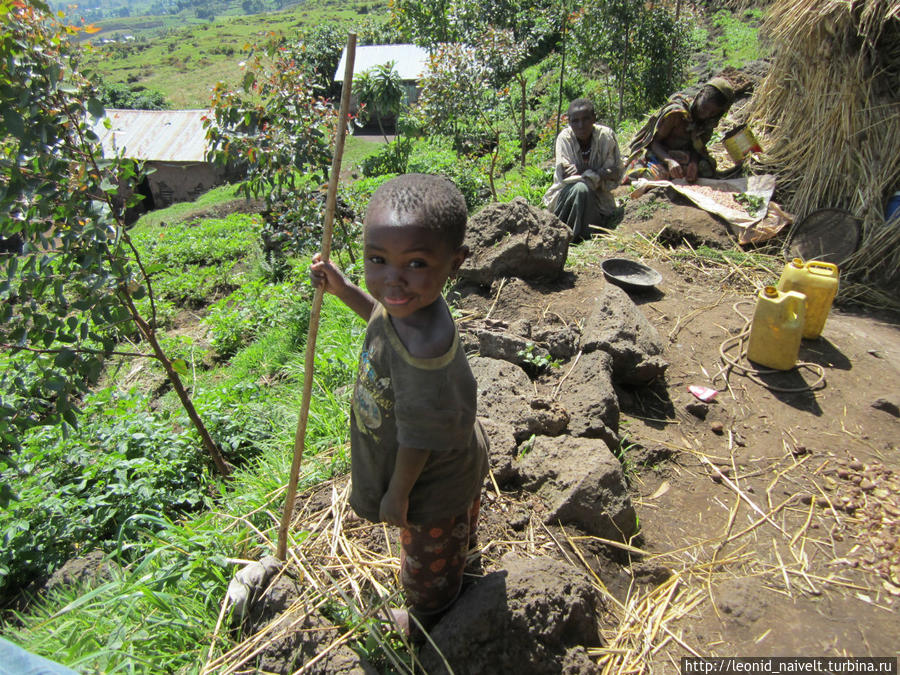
[
  {"xmin": 567, "ymin": 98, "xmax": 596, "ymax": 118},
  {"xmin": 368, "ymin": 173, "xmax": 468, "ymax": 249}
]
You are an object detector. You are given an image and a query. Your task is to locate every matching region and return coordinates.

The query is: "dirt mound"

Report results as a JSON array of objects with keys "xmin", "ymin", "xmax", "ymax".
[
  {"xmin": 458, "ymin": 198, "xmax": 570, "ymax": 286},
  {"xmin": 420, "ymin": 556, "xmax": 604, "ymax": 675},
  {"xmin": 242, "ymin": 574, "xmax": 377, "ymax": 674}
]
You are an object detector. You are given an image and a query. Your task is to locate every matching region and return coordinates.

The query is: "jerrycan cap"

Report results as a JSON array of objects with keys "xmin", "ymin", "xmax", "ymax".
[
  {"xmin": 791, "ymin": 258, "xmax": 804, "ymax": 268},
  {"xmin": 763, "ymin": 285, "xmax": 778, "ymax": 297}
]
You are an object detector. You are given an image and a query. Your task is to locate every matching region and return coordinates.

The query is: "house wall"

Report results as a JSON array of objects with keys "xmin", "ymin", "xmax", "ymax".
[{"xmin": 147, "ymin": 162, "xmax": 227, "ymax": 208}]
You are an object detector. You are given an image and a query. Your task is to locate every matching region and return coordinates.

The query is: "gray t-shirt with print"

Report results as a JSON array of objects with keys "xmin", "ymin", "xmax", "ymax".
[{"xmin": 349, "ymin": 304, "xmax": 489, "ymax": 525}]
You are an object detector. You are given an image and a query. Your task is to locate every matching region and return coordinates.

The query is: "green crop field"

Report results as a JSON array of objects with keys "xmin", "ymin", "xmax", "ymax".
[{"xmin": 80, "ymin": 0, "xmax": 387, "ymax": 108}]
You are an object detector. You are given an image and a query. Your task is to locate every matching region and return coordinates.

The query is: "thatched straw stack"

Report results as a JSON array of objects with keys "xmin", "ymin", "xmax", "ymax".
[{"xmin": 749, "ymin": 0, "xmax": 900, "ymax": 305}]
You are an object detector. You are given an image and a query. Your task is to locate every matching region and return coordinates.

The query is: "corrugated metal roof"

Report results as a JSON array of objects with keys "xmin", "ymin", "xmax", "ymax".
[
  {"xmin": 93, "ymin": 109, "xmax": 212, "ymax": 162},
  {"xmin": 334, "ymin": 44, "xmax": 429, "ymax": 82}
]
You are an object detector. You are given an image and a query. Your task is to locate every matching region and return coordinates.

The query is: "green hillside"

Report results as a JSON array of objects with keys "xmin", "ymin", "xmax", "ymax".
[{"xmin": 81, "ymin": 0, "xmax": 388, "ymax": 107}]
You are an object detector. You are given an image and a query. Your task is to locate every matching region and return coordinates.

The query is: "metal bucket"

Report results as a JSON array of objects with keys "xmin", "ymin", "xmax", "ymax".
[{"xmin": 723, "ymin": 125, "xmax": 762, "ymax": 163}]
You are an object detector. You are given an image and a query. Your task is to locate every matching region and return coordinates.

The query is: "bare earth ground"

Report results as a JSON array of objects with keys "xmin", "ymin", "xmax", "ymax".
[
  {"xmin": 197, "ymin": 194, "xmax": 899, "ymax": 673},
  {"xmin": 447, "ymin": 212, "xmax": 900, "ymax": 666}
]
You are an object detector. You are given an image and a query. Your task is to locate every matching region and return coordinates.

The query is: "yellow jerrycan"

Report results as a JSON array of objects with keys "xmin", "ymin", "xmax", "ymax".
[
  {"xmin": 746, "ymin": 286, "xmax": 807, "ymax": 370},
  {"xmin": 776, "ymin": 258, "xmax": 839, "ymax": 339}
]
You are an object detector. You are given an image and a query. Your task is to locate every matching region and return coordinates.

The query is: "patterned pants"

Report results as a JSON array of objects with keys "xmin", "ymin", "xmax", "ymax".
[{"xmin": 399, "ymin": 497, "xmax": 481, "ymax": 616}]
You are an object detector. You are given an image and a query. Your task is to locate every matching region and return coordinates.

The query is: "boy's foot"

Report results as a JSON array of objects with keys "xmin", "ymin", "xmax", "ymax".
[{"xmin": 386, "ymin": 608, "xmax": 425, "ymax": 645}]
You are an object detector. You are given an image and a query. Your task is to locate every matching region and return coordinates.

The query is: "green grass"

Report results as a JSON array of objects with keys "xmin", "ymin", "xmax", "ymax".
[
  {"xmin": 2, "ymin": 183, "xmax": 368, "ymax": 671},
  {"xmin": 343, "ymin": 134, "xmax": 387, "ymax": 175},
  {"xmin": 711, "ymin": 8, "xmax": 765, "ymax": 69},
  {"xmin": 132, "ymin": 183, "xmax": 242, "ymax": 228}
]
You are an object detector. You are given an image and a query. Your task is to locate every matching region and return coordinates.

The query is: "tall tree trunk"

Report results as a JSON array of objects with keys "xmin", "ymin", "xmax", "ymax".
[
  {"xmin": 519, "ymin": 74, "xmax": 527, "ymax": 168},
  {"xmin": 556, "ymin": 0, "xmax": 568, "ymax": 141},
  {"xmin": 618, "ymin": 25, "xmax": 631, "ymax": 128}
]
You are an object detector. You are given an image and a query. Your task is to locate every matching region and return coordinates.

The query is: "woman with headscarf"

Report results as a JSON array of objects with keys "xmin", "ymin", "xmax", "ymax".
[{"xmin": 625, "ymin": 77, "xmax": 735, "ymax": 183}]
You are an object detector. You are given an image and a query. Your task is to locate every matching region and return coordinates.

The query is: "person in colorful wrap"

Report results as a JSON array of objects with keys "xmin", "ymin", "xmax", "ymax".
[
  {"xmin": 309, "ymin": 173, "xmax": 489, "ymax": 640},
  {"xmin": 625, "ymin": 77, "xmax": 735, "ymax": 183},
  {"xmin": 543, "ymin": 98, "xmax": 624, "ymax": 242}
]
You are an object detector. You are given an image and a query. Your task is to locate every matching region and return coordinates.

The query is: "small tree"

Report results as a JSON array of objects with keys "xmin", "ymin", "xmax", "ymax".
[
  {"xmin": 416, "ymin": 31, "xmax": 528, "ymax": 200},
  {"xmin": 570, "ymin": 0, "xmax": 691, "ymax": 126},
  {"xmin": 0, "ymin": 0, "xmax": 229, "ymax": 476},
  {"xmin": 204, "ymin": 36, "xmax": 350, "ymax": 275},
  {"xmin": 355, "ymin": 62, "xmax": 404, "ymax": 143}
]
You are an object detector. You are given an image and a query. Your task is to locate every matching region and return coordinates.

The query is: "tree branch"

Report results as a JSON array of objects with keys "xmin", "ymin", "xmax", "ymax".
[{"xmin": 0, "ymin": 343, "xmax": 153, "ymax": 358}]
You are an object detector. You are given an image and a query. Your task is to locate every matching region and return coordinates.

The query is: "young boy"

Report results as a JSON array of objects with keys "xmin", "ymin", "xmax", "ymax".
[
  {"xmin": 542, "ymin": 98, "xmax": 623, "ymax": 241},
  {"xmin": 309, "ymin": 173, "xmax": 489, "ymax": 636}
]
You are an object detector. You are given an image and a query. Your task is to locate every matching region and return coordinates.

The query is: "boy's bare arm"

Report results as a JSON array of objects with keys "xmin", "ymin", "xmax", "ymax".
[
  {"xmin": 379, "ymin": 446, "xmax": 431, "ymax": 528},
  {"xmin": 309, "ymin": 253, "xmax": 376, "ymax": 320}
]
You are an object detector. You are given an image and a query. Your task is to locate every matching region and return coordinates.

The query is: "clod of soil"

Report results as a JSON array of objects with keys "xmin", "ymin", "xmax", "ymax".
[
  {"xmin": 420, "ymin": 556, "xmax": 604, "ymax": 675},
  {"xmin": 458, "ymin": 198, "xmax": 571, "ymax": 286}
]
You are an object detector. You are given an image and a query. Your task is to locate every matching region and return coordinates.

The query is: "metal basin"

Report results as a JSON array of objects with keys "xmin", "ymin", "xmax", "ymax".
[{"xmin": 601, "ymin": 258, "xmax": 663, "ymax": 290}]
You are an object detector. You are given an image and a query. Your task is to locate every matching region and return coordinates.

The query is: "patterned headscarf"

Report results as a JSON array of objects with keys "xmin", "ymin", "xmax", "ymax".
[{"xmin": 704, "ymin": 77, "xmax": 735, "ymax": 106}]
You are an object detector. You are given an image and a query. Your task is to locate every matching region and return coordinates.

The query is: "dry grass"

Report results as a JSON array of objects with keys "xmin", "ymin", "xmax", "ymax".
[
  {"xmin": 748, "ymin": 0, "xmax": 900, "ymax": 304},
  {"xmin": 196, "ymin": 434, "xmax": 891, "ymax": 674}
]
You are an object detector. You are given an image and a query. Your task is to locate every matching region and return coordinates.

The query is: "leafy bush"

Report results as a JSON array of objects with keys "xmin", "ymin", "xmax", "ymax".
[
  {"xmin": 344, "ymin": 174, "xmax": 398, "ymax": 217},
  {"xmin": 130, "ymin": 214, "xmax": 260, "ymax": 305},
  {"xmin": 259, "ymin": 181, "xmax": 360, "ymax": 280},
  {"xmin": 0, "ymin": 389, "xmax": 211, "ymax": 599},
  {"xmin": 407, "ymin": 137, "xmax": 490, "ymax": 211},
  {"xmin": 571, "ymin": 0, "xmax": 692, "ymax": 122},
  {"xmin": 195, "ymin": 382, "xmax": 279, "ymax": 464},
  {"xmin": 153, "ymin": 261, "xmax": 241, "ymax": 306},
  {"xmin": 360, "ymin": 137, "xmax": 413, "ymax": 177},
  {"xmin": 97, "ymin": 80, "xmax": 169, "ymax": 110},
  {"xmin": 203, "ymin": 277, "xmax": 311, "ymax": 359},
  {"xmin": 131, "ymin": 214, "xmax": 260, "ymax": 269},
  {"xmin": 711, "ymin": 9, "xmax": 763, "ymax": 68},
  {"xmin": 500, "ymin": 165, "xmax": 553, "ymax": 206}
]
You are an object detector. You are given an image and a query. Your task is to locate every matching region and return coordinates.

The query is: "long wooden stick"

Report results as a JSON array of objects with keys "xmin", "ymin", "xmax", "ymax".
[{"xmin": 277, "ymin": 32, "xmax": 357, "ymax": 561}]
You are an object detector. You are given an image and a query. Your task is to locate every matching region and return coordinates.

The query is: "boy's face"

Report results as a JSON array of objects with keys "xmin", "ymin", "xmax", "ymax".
[
  {"xmin": 363, "ymin": 202, "xmax": 466, "ymax": 322},
  {"xmin": 568, "ymin": 106, "xmax": 595, "ymax": 144}
]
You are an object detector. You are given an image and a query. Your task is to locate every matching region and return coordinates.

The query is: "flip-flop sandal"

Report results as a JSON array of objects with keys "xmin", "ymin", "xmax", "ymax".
[
  {"xmin": 382, "ymin": 608, "xmax": 426, "ymax": 644},
  {"xmin": 387, "ymin": 608, "xmax": 410, "ymax": 637}
]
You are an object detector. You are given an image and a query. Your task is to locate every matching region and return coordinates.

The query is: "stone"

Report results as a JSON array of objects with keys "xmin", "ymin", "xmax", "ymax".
[
  {"xmin": 42, "ymin": 550, "xmax": 115, "ymax": 595},
  {"xmin": 478, "ymin": 417, "xmax": 519, "ymax": 486},
  {"xmin": 245, "ymin": 576, "xmax": 377, "ymax": 674},
  {"xmin": 580, "ymin": 284, "xmax": 668, "ymax": 385},
  {"xmin": 458, "ymin": 198, "xmax": 571, "ymax": 286},
  {"xmin": 471, "ymin": 356, "xmax": 570, "ymax": 442},
  {"xmin": 477, "ymin": 328, "xmax": 548, "ymax": 369},
  {"xmin": 517, "ymin": 435, "xmax": 637, "ymax": 540},
  {"xmin": 532, "ymin": 324, "xmax": 581, "ymax": 360},
  {"xmin": 555, "ymin": 350, "xmax": 619, "ymax": 449},
  {"xmin": 419, "ymin": 556, "xmax": 603, "ymax": 674},
  {"xmin": 228, "ymin": 555, "xmax": 284, "ymax": 622}
]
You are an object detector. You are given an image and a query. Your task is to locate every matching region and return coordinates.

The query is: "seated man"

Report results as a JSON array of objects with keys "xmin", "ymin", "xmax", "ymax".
[
  {"xmin": 625, "ymin": 77, "xmax": 734, "ymax": 183},
  {"xmin": 543, "ymin": 98, "xmax": 623, "ymax": 242}
]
